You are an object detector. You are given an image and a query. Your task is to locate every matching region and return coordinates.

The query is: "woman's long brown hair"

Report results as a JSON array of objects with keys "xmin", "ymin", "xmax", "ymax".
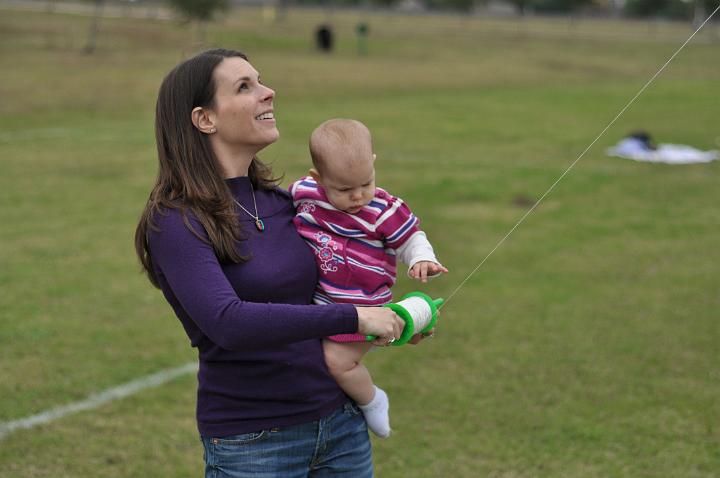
[{"xmin": 135, "ymin": 49, "xmax": 280, "ymax": 288}]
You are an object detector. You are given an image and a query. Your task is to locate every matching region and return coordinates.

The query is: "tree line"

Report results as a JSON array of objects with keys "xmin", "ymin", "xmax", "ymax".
[
  {"xmin": 287, "ymin": 0, "xmax": 718, "ymax": 20},
  {"xmin": 164, "ymin": 0, "xmax": 718, "ymax": 34}
]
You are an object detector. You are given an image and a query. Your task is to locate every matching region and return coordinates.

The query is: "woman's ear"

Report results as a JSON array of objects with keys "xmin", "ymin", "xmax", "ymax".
[{"xmin": 191, "ymin": 106, "xmax": 217, "ymax": 135}]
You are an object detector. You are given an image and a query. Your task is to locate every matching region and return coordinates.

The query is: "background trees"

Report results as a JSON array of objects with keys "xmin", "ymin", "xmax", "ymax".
[
  {"xmin": 284, "ymin": 0, "xmax": 717, "ymax": 20},
  {"xmin": 169, "ymin": 0, "xmax": 228, "ymax": 45}
]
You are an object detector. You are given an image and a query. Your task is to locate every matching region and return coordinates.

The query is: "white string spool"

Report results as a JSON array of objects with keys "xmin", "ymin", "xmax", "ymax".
[{"xmin": 396, "ymin": 296, "xmax": 433, "ymax": 334}]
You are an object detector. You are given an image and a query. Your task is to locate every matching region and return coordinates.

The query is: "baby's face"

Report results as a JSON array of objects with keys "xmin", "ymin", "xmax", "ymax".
[{"xmin": 318, "ymin": 156, "xmax": 376, "ymax": 214}]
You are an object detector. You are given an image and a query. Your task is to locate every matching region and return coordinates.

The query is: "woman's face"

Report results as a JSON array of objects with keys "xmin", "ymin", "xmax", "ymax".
[{"xmin": 209, "ymin": 57, "xmax": 279, "ymax": 155}]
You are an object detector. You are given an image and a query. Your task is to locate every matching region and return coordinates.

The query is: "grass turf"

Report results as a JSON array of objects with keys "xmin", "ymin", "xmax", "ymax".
[{"xmin": 0, "ymin": 5, "xmax": 718, "ymax": 477}]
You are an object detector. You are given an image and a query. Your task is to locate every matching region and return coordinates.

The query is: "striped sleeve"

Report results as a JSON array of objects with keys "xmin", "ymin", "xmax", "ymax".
[{"xmin": 375, "ymin": 191, "xmax": 420, "ymax": 249}]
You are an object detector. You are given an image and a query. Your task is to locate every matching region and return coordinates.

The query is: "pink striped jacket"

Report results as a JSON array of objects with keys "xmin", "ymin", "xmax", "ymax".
[{"xmin": 290, "ymin": 177, "xmax": 420, "ymax": 342}]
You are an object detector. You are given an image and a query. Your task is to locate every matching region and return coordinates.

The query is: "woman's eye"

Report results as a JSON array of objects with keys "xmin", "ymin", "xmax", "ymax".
[{"xmin": 238, "ymin": 83, "xmax": 249, "ymax": 91}]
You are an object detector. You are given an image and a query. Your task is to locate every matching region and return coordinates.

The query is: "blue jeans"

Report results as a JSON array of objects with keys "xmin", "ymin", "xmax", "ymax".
[{"xmin": 201, "ymin": 401, "xmax": 373, "ymax": 478}]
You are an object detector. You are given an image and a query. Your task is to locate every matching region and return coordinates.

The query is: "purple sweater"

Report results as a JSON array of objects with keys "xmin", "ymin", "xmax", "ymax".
[{"xmin": 147, "ymin": 176, "xmax": 359, "ymax": 437}]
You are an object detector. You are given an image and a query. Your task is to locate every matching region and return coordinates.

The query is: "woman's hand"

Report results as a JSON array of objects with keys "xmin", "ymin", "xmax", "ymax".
[{"xmin": 356, "ymin": 306, "xmax": 405, "ymax": 346}]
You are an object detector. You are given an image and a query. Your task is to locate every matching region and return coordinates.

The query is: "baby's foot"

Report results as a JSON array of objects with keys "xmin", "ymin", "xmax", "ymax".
[{"xmin": 358, "ymin": 386, "xmax": 391, "ymax": 438}]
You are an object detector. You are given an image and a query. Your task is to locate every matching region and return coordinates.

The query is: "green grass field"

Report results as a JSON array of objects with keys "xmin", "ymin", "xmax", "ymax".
[{"xmin": 1, "ymin": 5, "xmax": 719, "ymax": 477}]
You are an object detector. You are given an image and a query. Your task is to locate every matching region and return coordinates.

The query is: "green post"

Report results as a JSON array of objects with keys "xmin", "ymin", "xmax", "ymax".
[{"xmin": 356, "ymin": 22, "xmax": 369, "ymax": 56}]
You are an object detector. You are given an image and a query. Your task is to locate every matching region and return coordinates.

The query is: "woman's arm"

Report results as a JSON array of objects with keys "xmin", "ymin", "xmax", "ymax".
[
  {"xmin": 148, "ymin": 209, "xmax": 401, "ymax": 350},
  {"xmin": 148, "ymin": 209, "xmax": 359, "ymax": 350}
]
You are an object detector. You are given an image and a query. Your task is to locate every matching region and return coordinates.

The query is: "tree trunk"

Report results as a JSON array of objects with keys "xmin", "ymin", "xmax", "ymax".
[
  {"xmin": 83, "ymin": 0, "xmax": 105, "ymax": 54},
  {"xmin": 692, "ymin": 0, "xmax": 707, "ymax": 29},
  {"xmin": 193, "ymin": 20, "xmax": 208, "ymax": 50},
  {"xmin": 276, "ymin": 0, "xmax": 287, "ymax": 22}
]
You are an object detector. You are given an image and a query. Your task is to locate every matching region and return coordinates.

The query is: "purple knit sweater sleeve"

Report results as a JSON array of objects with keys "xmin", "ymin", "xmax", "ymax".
[{"xmin": 147, "ymin": 206, "xmax": 359, "ymax": 351}]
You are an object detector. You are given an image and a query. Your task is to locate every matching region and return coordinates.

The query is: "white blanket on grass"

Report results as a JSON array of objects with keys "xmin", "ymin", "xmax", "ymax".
[{"xmin": 607, "ymin": 138, "xmax": 719, "ymax": 164}]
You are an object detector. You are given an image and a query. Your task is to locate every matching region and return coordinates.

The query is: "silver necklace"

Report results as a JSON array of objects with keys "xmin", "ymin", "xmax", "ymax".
[{"xmin": 233, "ymin": 183, "xmax": 265, "ymax": 232}]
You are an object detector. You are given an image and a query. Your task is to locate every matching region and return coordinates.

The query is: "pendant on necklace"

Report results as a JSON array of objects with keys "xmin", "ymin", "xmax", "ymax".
[{"xmin": 255, "ymin": 219, "xmax": 265, "ymax": 232}]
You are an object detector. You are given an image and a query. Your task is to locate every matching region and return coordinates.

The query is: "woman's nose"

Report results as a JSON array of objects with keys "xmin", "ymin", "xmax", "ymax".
[{"xmin": 261, "ymin": 84, "xmax": 275, "ymax": 102}]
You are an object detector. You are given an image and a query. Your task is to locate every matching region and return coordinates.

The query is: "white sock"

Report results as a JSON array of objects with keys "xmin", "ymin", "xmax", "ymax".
[{"xmin": 358, "ymin": 386, "xmax": 391, "ymax": 438}]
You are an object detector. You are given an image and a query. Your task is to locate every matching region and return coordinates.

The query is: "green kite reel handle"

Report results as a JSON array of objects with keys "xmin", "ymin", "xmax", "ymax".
[{"xmin": 365, "ymin": 292, "xmax": 444, "ymax": 346}]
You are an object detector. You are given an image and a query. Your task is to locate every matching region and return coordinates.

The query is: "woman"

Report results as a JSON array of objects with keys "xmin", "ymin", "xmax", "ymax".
[{"xmin": 135, "ymin": 49, "xmax": 421, "ymax": 477}]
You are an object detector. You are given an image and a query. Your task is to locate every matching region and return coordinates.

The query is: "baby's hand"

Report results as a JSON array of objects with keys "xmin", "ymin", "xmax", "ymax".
[{"xmin": 409, "ymin": 261, "xmax": 449, "ymax": 283}]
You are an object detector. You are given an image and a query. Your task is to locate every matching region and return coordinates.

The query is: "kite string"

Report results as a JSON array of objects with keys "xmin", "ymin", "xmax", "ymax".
[{"xmin": 438, "ymin": 4, "xmax": 720, "ymax": 310}]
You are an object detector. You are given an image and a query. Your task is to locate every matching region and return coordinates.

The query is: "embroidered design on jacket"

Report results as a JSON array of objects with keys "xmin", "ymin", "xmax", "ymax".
[{"xmin": 314, "ymin": 231, "xmax": 339, "ymax": 273}]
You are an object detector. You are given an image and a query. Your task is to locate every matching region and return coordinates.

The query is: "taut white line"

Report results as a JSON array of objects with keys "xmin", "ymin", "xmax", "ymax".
[{"xmin": 439, "ymin": 4, "xmax": 720, "ymax": 309}]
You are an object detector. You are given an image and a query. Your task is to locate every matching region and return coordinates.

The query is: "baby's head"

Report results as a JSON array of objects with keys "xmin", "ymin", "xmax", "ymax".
[{"xmin": 309, "ymin": 119, "xmax": 376, "ymax": 214}]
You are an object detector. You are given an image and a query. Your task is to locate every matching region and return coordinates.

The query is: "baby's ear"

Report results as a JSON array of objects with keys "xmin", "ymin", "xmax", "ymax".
[{"xmin": 309, "ymin": 168, "xmax": 322, "ymax": 184}]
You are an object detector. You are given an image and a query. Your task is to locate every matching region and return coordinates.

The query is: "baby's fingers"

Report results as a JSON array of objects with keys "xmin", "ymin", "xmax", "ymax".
[
  {"xmin": 430, "ymin": 263, "xmax": 449, "ymax": 275},
  {"xmin": 419, "ymin": 263, "xmax": 429, "ymax": 283}
]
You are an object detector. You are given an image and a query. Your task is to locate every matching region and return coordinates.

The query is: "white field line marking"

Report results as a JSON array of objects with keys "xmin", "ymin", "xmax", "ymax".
[
  {"xmin": 439, "ymin": 3, "xmax": 720, "ymax": 310},
  {"xmin": 0, "ymin": 362, "xmax": 197, "ymax": 440}
]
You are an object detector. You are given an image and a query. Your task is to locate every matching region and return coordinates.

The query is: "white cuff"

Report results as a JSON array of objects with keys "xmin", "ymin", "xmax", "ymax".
[{"xmin": 395, "ymin": 231, "xmax": 441, "ymax": 279}]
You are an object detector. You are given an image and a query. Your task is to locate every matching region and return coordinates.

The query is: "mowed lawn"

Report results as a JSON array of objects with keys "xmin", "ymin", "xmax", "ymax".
[{"xmin": 1, "ymin": 5, "xmax": 719, "ymax": 477}]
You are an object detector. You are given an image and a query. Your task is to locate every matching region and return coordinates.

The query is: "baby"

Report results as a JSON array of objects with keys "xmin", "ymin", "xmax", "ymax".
[{"xmin": 289, "ymin": 119, "xmax": 447, "ymax": 437}]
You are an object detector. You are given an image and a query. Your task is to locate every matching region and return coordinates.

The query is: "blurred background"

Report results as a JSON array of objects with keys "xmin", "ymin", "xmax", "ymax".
[{"xmin": 1, "ymin": 0, "xmax": 719, "ymax": 476}]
